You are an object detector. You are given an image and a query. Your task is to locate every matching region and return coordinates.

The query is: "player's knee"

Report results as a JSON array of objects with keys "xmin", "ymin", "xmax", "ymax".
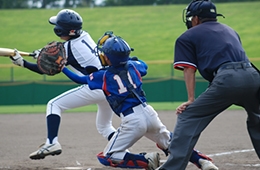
[
  {"xmin": 96, "ymin": 123, "xmax": 116, "ymax": 140},
  {"xmin": 97, "ymin": 152, "xmax": 148, "ymax": 169},
  {"xmin": 46, "ymin": 99, "xmax": 62, "ymax": 117}
]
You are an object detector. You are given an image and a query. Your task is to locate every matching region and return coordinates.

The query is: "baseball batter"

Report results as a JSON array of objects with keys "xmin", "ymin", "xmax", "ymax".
[
  {"xmin": 10, "ymin": 9, "xmax": 116, "ymax": 159},
  {"xmin": 62, "ymin": 33, "xmax": 218, "ymax": 170}
]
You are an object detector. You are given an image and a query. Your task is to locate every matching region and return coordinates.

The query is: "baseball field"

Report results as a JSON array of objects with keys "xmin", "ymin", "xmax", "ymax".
[
  {"xmin": 0, "ymin": 109, "xmax": 259, "ymax": 170},
  {"xmin": 0, "ymin": 1, "xmax": 260, "ymax": 170}
]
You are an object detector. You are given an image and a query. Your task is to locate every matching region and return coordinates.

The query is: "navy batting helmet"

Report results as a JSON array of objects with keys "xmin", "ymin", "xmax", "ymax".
[
  {"xmin": 49, "ymin": 9, "xmax": 83, "ymax": 37},
  {"xmin": 102, "ymin": 36, "xmax": 132, "ymax": 67},
  {"xmin": 183, "ymin": 0, "xmax": 224, "ymax": 29}
]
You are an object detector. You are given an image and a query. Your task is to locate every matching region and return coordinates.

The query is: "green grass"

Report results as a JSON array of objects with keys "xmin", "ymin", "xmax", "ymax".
[
  {"xmin": 0, "ymin": 2, "xmax": 260, "ymax": 80},
  {"xmin": 0, "ymin": 102, "xmax": 243, "ymax": 114},
  {"xmin": 0, "ymin": 2, "xmax": 258, "ymax": 113}
]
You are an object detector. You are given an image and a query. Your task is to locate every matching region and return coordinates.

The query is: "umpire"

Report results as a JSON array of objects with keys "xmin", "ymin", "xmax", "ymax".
[{"xmin": 158, "ymin": 0, "xmax": 260, "ymax": 170}]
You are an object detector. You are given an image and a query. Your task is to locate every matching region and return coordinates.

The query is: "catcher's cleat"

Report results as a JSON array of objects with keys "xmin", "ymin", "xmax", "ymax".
[
  {"xmin": 199, "ymin": 159, "xmax": 219, "ymax": 170},
  {"xmin": 29, "ymin": 142, "xmax": 62, "ymax": 160},
  {"xmin": 144, "ymin": 152, "xmax": 160, "ymax": 170}
]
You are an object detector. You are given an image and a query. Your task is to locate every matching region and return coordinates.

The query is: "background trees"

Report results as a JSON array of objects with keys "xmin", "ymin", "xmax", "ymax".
[{"xmin": 0, "ymin": 0, "xmax": 259, "ymax": 9}]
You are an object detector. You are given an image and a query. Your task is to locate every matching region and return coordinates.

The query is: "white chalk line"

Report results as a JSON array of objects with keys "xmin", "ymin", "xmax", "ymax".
[
  {"xmin": 160, "ymin": 148, "xmax": 254, "ymax": 162},
  {"xmin": 160, "ymin": 148, "xmax": 256, "ymax": 166},
  {"xmin": 226, "ymin": 163, "xmax": 260, "ymax": 167},
  {"xmin": 207, "ymin": 148, "xmax": 255, "ymax": 157}
]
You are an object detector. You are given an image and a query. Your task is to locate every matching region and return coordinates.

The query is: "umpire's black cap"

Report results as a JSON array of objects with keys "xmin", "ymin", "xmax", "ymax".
[{"xmin": 186, "ymin": 0, "xmax": 224, "ymax": 18}]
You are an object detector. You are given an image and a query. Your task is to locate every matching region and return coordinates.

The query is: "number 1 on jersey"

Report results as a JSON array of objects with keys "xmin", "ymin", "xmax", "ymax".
[{"xmin": 113, "ymin": 72, "xmax": 137, "ymax": 94}]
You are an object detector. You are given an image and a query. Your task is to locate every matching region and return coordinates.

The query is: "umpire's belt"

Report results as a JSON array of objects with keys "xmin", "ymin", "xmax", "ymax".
[{"xmin": 215, "ymin": 61, "xmax": 251, "ymax": 74}]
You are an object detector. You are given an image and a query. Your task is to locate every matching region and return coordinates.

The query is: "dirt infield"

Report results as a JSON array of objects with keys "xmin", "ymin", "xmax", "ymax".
[{"xmin": 0, "ymin": 109, "xmax": 259, "ymax": 170}]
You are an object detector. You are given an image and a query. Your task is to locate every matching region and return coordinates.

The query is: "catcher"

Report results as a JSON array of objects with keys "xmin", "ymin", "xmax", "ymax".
[{"xmin": 62, "ymin": 33, "xmax": 218, "ymax": 170}]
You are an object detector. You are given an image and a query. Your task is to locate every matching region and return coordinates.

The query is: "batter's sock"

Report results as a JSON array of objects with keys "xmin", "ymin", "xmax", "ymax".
[{"xmin": 47, "ymin": 114, "xmax": 60, "ymax": 144}]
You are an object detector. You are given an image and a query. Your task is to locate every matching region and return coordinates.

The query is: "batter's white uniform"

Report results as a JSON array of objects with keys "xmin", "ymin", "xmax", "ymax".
[{"xmin": 47, "ymin": 31, "xmax": 116, "ymax": 140}]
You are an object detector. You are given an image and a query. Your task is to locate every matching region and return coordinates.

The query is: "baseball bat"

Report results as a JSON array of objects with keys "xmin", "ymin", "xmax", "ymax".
[{"xmin": 0, "ymin": 48, "xmax": 36, "ymax": 57}]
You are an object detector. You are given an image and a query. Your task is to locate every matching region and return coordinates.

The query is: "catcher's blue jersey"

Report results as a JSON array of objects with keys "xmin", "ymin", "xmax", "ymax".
[{"xmin": 63, "ymin": 59, "xmax": 148, "ymax": 116}]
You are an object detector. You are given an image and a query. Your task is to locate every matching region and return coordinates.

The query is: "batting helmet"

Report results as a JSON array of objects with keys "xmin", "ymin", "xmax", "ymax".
[
  {"xmin": 49, "ymin": 9, "xmax": 83, "ymax": 37},
  {"xmin": 102, "ymin": 36, "xmax": 132, "ymax": 67},
  {"xmin": 183, "ymin": 0, "xmax": 224, "ymax": 29}
]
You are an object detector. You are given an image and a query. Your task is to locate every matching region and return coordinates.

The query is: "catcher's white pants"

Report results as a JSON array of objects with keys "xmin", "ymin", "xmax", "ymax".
[
  {"xmin": 103, "ymin": 104, "xmax": 171, "ymax": 160},
  {"xmin": 46, "ymin": 84, "xmax": 116, "ymax": 139}
]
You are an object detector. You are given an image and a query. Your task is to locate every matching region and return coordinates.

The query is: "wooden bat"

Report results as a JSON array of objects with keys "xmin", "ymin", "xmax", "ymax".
[{"xmin": 0, "ymin": 48, "xmax": 36, "ymax": 57}]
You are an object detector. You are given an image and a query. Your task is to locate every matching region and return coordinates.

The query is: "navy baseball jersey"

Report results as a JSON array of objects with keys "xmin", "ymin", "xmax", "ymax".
[
  {"xmin": 174, "ymin": 21, "xmax": 250, "ymax": 82},
  {"xmin": 63, "ymin": 59, "xmax": 148, "ymax": 116}
]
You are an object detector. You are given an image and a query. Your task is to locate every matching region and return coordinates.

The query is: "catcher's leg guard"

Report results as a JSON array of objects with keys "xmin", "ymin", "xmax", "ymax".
[
  {"xmin": 97, "ymin": 152, "xmax": 148, "ymax": 169},
  {"xmin": 190, "ymin": 149, "xmax": 213, "ymax": 169}
]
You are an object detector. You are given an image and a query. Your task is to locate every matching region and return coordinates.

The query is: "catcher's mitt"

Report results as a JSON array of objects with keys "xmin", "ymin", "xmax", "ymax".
[{"xmin": 37, "ymin": 41, "xmax": 67, "ymax": 75}]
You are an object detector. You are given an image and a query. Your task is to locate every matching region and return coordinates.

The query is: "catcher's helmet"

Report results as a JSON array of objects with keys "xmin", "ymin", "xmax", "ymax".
[
  {"xmin": 183, "ymin": 0, "xmax": 224, "ymax": 29},
  {"xmin": 49, "ymin": 9, "xmax": 83, "ymax": 37},
  {"xmin": 102, "ymin": 36, "xmax": 132, "ymax": 67}
]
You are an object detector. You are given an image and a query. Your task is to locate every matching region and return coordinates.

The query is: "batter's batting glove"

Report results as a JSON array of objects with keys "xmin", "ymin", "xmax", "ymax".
[
  {"xmin": 32, "ymin": 48, "xmax": 41, "ymax": 59},
  {"xmin": 10, "ymin": 49, "xmax": 24, "ymax": 67}
]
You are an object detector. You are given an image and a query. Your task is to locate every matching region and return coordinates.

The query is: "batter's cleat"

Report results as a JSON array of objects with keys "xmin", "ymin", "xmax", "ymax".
[
  {"xmin": 29, "ymin": 142, "xmax": 62, "ymax": 160},
  {"xmin": 199, "ymin": 159, "xmax": 219, "ymax": 170},
  {"xmin": 144, "ymin": 152, "xmax": 160, "ymax": 170}
]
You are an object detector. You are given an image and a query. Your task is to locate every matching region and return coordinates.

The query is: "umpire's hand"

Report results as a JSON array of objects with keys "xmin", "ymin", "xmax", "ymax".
[{"xmin": 176, "ymin": 100, "xmax": 193, "ymax": 114}]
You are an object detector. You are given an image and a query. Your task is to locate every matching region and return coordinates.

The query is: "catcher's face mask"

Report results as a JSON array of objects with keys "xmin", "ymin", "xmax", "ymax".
[
  {"xmin": 95, "ymin": 31, "xmax": 115, "ymax": 66},
  {"xmin": 183, "ymin": 0, "xmax": 202, "ymax": 29}
]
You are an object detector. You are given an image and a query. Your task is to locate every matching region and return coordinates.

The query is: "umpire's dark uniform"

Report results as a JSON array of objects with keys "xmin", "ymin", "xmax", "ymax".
[{"xmin": 159, "ymin": 1, "xmax": 260, "ymax": 170}]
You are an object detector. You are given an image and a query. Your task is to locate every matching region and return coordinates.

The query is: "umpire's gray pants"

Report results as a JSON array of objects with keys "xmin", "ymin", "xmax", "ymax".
[{"xmin": 160, "ymin": 65, "xmax": 260, "ymax": 170}]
